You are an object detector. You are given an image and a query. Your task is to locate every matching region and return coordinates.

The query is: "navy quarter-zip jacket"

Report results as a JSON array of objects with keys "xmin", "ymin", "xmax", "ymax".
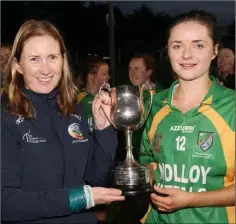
[{"xmin": 1, "ymin": 88, "xmax": 117, "ymax": 223}]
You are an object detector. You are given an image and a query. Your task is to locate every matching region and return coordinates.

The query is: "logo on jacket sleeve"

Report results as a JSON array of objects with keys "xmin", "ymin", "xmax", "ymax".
[
  {"xmin": 16, "ymin": 115, "xmax": 24, "ymax": 125},
  {"xmin": 70, "ymin": 113, "xmax": 81, "ymax": 121},
  {"xmin": 197, "ymin": 131, "xmax": 214, "ymax": 151}
]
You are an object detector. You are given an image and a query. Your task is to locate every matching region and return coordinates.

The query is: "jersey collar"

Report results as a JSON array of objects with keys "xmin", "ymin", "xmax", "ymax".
[{"xmin": 164, "ymin": 76, "xmax": 218, "ymax": 106}]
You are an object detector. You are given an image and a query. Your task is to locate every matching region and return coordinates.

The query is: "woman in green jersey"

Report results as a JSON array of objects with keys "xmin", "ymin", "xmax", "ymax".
[
  {"xmin": 77, "ymin": 58, "xmax": 110, "ymax": 132},
  {"xmin": 140, "ymin": 10, "xmax": 235, "ymax": 224}
]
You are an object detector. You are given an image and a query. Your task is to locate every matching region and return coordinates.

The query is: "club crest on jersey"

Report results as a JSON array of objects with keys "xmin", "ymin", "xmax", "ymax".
[
  {"xmin": 197, "ymin": 131, "xmax": 214, "ymax": 152},
  {"xmin": 151, "ymin": 133, "xmax": 163, "ymax": 153},
  {"xmin": 68, "ymin": 123, "xmax": 83, "ymax": 140}
]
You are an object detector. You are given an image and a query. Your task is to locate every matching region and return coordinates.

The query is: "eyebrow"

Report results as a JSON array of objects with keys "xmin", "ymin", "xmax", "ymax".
[
  {"xmin": 170, "ymin": 40, "xmax": 206, "ymax": 44},
  {"xmin": 28, "ymin": 53, "xmax": 61, "ymax": 58},
  {"xmin": 28, "ymin": 55, "xmax": 39, "ymax": 58}
]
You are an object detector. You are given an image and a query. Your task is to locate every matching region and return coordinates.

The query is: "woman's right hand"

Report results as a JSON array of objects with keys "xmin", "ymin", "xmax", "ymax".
[{"xmin": 91, "ymin": 187, "xmax": 125, "ymax": 205}]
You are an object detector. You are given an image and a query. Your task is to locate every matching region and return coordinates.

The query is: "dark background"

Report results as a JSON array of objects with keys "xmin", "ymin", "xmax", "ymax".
[{"xmin": 1, "ymin": 1, "xmax": 235, "ymax": 87}]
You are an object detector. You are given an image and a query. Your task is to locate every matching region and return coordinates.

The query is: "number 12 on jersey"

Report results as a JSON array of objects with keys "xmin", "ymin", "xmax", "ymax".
[{"xmin": 176, "ymin": 136, "xmax": 186, "ymax": 151}]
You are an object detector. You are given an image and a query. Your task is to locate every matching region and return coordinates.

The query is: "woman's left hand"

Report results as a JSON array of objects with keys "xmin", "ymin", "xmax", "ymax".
[
  {"xmin": 92, "ymin": 91, "xmax": 112, "ymax": 130},
  {"xmin": 150, "ymin": 185, "xmax": 192, "ymax": 213}
]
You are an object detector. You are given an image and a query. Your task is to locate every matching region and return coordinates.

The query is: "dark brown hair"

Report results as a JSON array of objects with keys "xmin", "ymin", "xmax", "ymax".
[{"xmin": 167, "ymin": 10, "xmax": 220, "ymax": 46}]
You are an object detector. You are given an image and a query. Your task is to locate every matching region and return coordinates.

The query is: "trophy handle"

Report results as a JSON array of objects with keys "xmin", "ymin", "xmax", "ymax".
[
  {"xmin": 134, "ymin": 82, "xmax": 153, "ymax": 130},
  {"xmin": 98, "ymin": 82, "xmax": 117, "ymax": 128}
]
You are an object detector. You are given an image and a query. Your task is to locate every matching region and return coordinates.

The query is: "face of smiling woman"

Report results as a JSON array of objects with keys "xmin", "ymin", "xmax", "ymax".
[
  {"xmin": 217, "ymin": 48, "xmax": 235, "ymax": 75},
  {"xmin": 168, "ymin": 21, "xmax": 218, "ymax": 82},
  {"xmin": 128, "ymin": 58, "xmax": 151, "ymax": 86},
  {"xmin": 16, "ymin": 35, "xmax": 63, "ymax": 94}
]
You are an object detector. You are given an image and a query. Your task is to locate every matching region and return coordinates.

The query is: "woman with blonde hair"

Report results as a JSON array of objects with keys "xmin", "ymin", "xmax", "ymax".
[{"xmin": 1, "ymin": 19, "xmax": 124, "ymax": 223}]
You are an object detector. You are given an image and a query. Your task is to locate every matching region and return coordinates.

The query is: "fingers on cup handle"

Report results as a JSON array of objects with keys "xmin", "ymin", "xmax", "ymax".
[{"xmin": 100, "ymin": 91, "xmax": 112, "ymax": 105}]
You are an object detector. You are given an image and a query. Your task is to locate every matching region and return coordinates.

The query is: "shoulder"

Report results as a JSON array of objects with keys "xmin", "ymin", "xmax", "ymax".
[
  {"xmin": 152, "ymin": 88, "xmax": 169, "ymax": 105},
  {"xmin": 1, "ymin": 108, "xmax": 22, "ymax": 141},
  {"xmin": 214, "ymin": 82, "xmax": 235, "ymax": 104},
  {"xmin": 145, "ymin": 88, "xmax": 170, "ymax": 127},
  {"xmin": 77, "ymin": 89, "xmax": 88, "ymax": 103},
  {"xmin": 1, "ymin": 93, "xmax": 16, "ymax": 124},
  {"xmin": 210, "ymin": 83, "xmax": 235, "ymax": 130}
]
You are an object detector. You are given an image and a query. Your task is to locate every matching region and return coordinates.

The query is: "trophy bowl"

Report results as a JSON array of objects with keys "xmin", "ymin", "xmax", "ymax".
[{"xmin": 99, "ymin": 83, "xmax": 153, "ymax": 196}]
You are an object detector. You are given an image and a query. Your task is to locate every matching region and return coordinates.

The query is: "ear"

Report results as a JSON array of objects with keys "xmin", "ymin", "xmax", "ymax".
[
  {"xmin": 212, "ymin": 44, "xmax": 219, "ymax": 60},
  {"xmin": 147, "ymin": 69, "xmax": 153, "ymax": 77},
  {"xmin": 15, "ymin": 58, "xmax": 23, "ymax": 74}
]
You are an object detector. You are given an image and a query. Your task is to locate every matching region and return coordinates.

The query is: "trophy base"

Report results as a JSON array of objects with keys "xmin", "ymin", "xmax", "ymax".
[{"xmin": 113, "ymin": 184, "xmax": 154, "ymax": 196}]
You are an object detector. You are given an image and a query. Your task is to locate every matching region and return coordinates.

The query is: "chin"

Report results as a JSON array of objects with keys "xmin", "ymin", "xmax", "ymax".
[
  {"xmin": 37, "ymin": 86, "xmax": 55, "ymax": 94},
  {"xmin": 131, "ymin": 82, "xmax": 140, "ymax": 86},
  {"xmin": 179, "ymin": 76, "xmax": 195, "ymax": 81},
  {"xmin": 179, "ymin": 74, "xmax": 207, "ymax": 82}
]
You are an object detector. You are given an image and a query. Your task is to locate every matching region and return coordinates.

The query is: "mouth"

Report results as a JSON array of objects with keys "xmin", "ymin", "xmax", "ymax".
[
  {"xmin": 130, "ymin": 75, "xmax": 138, "ymax": 79},
  {"xmin": 179, "ymin": 63, "xmax": 197, "ymax": 70},
  {"xmin": 220, "ymin": 63, "xmax": 227, "ymax": 67},
  {"xmin": 37, "ymin": 77, "xmax": 53, "ymax": 84}
]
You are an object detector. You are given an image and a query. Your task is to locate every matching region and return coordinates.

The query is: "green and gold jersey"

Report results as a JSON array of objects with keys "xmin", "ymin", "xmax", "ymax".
[
  {"xmin": 140, "ymin": 77, "xmax": 235, "ymax": 224},
  {"xmin": 77, "ymin": 89, "xmax": 94, "ymax": 132}
]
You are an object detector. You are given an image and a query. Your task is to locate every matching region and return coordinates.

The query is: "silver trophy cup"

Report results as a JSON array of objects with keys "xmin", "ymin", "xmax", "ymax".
[{"xmin": 99, "ymin": 82, "xmax": 153, "ymax": 196}]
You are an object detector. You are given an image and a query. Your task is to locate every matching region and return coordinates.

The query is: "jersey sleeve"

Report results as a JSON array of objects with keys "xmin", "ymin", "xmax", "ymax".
[{"xmin": 139, "ymin": 111, "xmax": 155, "ymax": 165}]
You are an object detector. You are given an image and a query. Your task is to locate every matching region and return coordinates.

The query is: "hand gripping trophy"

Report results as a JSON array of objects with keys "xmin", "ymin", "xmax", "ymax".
[{"xmin": 99, "ymin": 82, "xmax": 153, "ymax": 196}]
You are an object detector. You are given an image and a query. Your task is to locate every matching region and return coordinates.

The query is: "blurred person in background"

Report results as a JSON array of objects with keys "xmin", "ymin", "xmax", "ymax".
[
  {"xmin": 77, "ymin": 58, "xmax": 110, "ymax": 133},
  {"xmin": 127, "ymin": 53, "xmax": 163, "ymax": 162},
  {"xmin": 217, "ymin": 47, "xmax": 235, "ymax": 90},
  {"xmin": 1, "ymin": 41, "xmax": 12, "ymax": 87}
]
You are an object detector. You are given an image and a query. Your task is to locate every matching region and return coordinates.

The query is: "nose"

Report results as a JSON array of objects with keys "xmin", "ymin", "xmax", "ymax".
[
  {"xmin": 104, "ymin": 74, "xmax": 110, "ymax": 83},
  {"xmin": 182, "ymin": 46, "xmax": 192, "ymax": 59},
  {"xmin": 220, "ymin": 57, "xmax": 226, "ymax": 63},
  {"xmin": 40, "ymin": 60, "xmax": 50, "ymax": 75},
  {"xmin": 129, "ymin": 69, "xmax": 135, "ymax": 77}
]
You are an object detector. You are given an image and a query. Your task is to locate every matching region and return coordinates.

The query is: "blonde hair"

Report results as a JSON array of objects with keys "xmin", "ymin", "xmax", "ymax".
[{"xmin": 3, "ymin": 19, "xmax": 78, "ymax": 118}]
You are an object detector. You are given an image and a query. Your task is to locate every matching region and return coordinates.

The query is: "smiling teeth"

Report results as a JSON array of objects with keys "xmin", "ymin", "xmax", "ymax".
[{"xmin": 38, "ymin": 77, "xmax": 52, "ymax": 81}]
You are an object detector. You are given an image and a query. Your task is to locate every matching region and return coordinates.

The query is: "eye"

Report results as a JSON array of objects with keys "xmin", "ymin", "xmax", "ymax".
[
  {"xmin": 49, "ymin": 55, "xmax": 58, "ymax": 60},
  {"xmin": 30, "ymin": 57, "xmax": 38, "ymax": 62},
  {"xmin": 173, "ymin": 45, "xmax": 181, "ymax": 49},
  {"xmin": 195, "ymin": 44, "xmax": 204, "ymax": 49}
]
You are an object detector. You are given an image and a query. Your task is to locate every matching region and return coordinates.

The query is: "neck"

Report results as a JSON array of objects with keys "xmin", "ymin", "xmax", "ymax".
[
  {"xmin": 85, "ymin": 84, "xmax": 99, "ymax": 95},
  {"xmin": 221, "ymin": 70, "xmax": 234, "ymax": 79},
  {"xmin": 174, "ymin": 75, "xmax": 211, "ymax": 104},
  {"xmin": 142, "ymin": 80, "xmax": 156, "ymax": 89}
]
